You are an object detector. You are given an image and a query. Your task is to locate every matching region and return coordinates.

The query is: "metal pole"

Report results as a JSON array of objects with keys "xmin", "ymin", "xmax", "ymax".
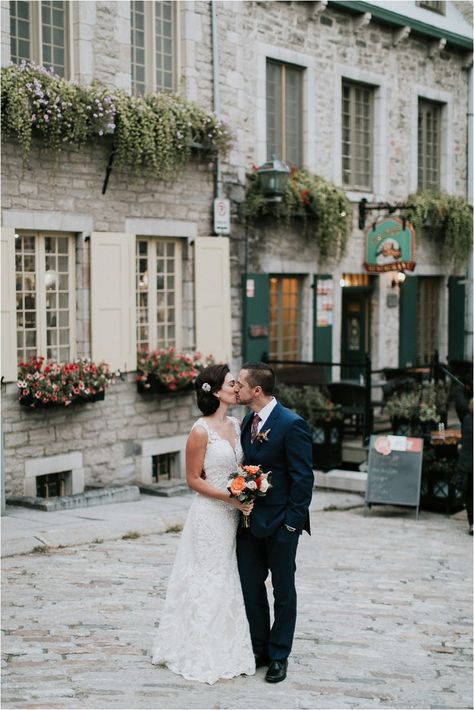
[
  {"xmin": 211, "ymin": 0, "xmax": 222, "ymax": 200},
  {"xmin": 363, "ymin": 353, "xmax": 373, "ymax": 446}
]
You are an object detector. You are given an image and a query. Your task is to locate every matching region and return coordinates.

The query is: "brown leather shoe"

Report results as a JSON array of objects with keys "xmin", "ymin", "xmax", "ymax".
[{"xmin": 265, "ymin": 659, "xmax": 288, "ymax": 683}]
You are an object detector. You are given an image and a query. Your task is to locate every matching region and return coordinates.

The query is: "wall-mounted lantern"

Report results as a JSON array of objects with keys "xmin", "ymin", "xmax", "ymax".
[{"xmin": 255, "ymin": 156, "xmax": 291, "ymax": 202}]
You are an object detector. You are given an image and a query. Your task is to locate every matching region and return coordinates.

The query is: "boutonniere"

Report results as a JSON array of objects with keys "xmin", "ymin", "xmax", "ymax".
[{"xmin": 255, "ymin": 428, "xmax": 271, "ymax": 444}]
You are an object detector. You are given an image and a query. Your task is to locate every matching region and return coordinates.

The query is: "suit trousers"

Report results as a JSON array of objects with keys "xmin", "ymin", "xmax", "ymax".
[{"xmin": 236, "ymin": 527, "xmax": 299, "ymax": 661}]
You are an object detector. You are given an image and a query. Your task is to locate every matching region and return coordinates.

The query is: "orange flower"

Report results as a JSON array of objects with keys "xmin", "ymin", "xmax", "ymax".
[
  {"xmin": 230, "ymin": 477, "xmax": 246, "ymax": 495},
  {"xmin": 243, "ymin": 465, "xmax": 260, "ymax": 475}
]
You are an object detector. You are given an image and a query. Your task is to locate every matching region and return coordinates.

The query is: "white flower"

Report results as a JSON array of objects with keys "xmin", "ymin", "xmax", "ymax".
[
  {"xmin": 259, "ymin": 478, "xmax": 270, "ymax": 493},
  {"xmin": 246, "ymin": 480, "xmax": 257, "ymax": 490},
  {"xmin": 202, "ymin": 382, "xmax": 211, "ymax": 392}
]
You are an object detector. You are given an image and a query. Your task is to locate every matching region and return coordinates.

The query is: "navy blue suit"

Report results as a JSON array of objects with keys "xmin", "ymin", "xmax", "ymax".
[{"xmin": 237, "ymin": 401, "xmax": 313, "ymax": 662}]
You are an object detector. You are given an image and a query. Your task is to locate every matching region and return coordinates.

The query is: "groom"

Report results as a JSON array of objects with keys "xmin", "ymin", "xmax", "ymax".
[{"xmin": 235, "ymin": 362, "xmax": 314, "ymax": 683}]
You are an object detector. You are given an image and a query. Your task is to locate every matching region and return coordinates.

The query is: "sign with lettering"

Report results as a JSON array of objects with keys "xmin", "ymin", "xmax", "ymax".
[
  {"xmin": 365, "ymin": 435, "xmax": 423, "ymax": 517},
  {"xmin": 213, "ymin": 198, "xmax": 231, "ymax": 235},
  {"xmin": 364, "ymin": 217, "xmax": 416, "ymax": 273}
]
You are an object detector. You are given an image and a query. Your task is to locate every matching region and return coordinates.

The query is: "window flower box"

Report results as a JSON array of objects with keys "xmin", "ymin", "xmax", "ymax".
[
  {"xmin": 136, "ymin": 348, "xmax": 213, "ymax": 395},
  {"xmin": 17, "ymin": 357, "xmax": 114, "ymax": 408}
]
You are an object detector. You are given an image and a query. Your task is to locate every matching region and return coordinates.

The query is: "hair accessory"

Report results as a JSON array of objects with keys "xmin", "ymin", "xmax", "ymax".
[{"xmin": 202, "ymin": 382, "xmax": 211, "ymax": 392}]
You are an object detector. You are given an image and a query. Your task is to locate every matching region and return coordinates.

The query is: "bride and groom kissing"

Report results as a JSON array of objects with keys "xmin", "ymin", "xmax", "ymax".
[{"xmin": 152, "ymin": 362, "xmax": 314, "ymax": 686}]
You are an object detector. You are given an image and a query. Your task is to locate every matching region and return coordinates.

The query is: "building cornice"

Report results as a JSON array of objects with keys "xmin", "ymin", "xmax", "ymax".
[{"xmin": 329, "ymin": 1, "xmax": 473, "ymax": 50}]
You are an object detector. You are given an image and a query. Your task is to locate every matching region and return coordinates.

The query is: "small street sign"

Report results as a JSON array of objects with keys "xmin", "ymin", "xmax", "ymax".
[{"xmin": 213, "ymin": 198, "xmax": 230, "ymax": 235}]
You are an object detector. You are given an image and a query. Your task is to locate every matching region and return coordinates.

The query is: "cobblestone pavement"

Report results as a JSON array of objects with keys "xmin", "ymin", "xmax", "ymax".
[{"xmin": 2, "ymin": 505, "xmax": 472, "ymax": 709}]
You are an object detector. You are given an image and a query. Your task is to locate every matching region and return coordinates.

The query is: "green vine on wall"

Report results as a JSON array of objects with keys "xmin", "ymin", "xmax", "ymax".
[
  {"xmin": 1, "ymin": 62, "xmax": 233, "ymax": 179},
  {"xmin": 243, "ymin": 168, "xmax": 352, "ymax": 261},
  {"xmin": 406, "ymin": 191, "xmax": 472, "ymax": 265}
]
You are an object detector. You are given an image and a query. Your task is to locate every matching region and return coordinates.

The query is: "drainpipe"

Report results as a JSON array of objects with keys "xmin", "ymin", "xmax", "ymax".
[
  {"xmin": 466, "ymin": 64, "xmax": 473, "ymax": 359},
  {"xmin": 211, "ymin": 0, "xmax": 222, "ymax": 200}
]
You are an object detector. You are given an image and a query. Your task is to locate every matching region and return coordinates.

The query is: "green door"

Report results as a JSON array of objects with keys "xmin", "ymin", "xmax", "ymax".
[
  {"xmin": 242, "ymin": 273, "xmax": 269, "ymax": 362},
  {"xmin": 341, "ymin": 288, "xmax": 371, "ymax": 379}
]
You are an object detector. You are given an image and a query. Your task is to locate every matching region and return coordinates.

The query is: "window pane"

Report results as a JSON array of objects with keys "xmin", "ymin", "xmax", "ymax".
[
  {"xmin": 155, "ymin": 1, "xmax": 174, "ymax": 92},
  {"xmin": 41, "ymin": 0, "xmax": 67, "ymax": 76},
  {"xmin": 131, "ymin": 0, "xmax": 147, "ymax": 96},
  {"xmin": 266, "ymin": 61, "xmax": 282, "ymax": 161},
  {"xmin": 341, "ymin": 81, "xmax": 373, "ymax": 190},
  {"xmin": 418, "ymin": 100, "xmax": 441, "ymax": 191},
  {"xmin": 269, "ymin": 276, "xmax": 302, "ymax": 361},
  {"xmin": 15, "ymin": 234, "xmax": 37, "ymax": 362},
  {"xmin": 10, "ymin": 1, "xmax": 31, "ymax": 64},
  {"xmin": 285, "ymin": 67, "xmax": 302, "ymax": 167}
]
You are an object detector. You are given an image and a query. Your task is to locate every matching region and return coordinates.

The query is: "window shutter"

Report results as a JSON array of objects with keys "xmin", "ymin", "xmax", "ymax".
[
  {"xmin": 90, "ymin": 232, "xmax": 136, "ymax": 372},
  {"xmin": 195, "ymin": 237, "xmax": 232, "ymax": 363},
  {"xmin": 1, "ymin": 228, "xmax": 18, "ymax": 382},
  {"xmin": 448, "ymin": 275, "xmax": 465, "ymax": 361},
  {"xmin": 242, "ymin": 273, "xmax": 269, "ymax": 362},
  {"xmin": 399, "ymin": 275, "xmax": 418, "ymax": 367}
]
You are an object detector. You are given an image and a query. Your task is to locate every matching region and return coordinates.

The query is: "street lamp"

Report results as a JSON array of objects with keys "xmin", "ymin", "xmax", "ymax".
[
  {"xmin": 391, "ymin": 271, "xmax": 406, "ymax": 288},
  {"xmin": 255, "ymin": 156, "xmax": 291, "ymax": 202}
]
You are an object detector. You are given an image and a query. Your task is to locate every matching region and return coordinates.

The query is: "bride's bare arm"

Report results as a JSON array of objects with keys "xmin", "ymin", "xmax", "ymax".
[{"xmin": 186, "ymin": 428, "xmax": 253, "ymax": 514}]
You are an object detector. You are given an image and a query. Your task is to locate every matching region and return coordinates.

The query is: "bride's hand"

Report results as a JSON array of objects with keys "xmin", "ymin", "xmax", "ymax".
[{"xmin": 231, "ymin": 499, "xmax": 254, "ymax": 515}]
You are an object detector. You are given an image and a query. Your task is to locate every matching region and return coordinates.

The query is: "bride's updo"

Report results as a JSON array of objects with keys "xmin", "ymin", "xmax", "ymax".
[{"xmin": 195, "ymin": 364, "xmax": 229, "ymax": 416}]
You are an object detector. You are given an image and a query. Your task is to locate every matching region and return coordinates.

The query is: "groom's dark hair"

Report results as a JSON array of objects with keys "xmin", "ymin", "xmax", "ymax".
[{"xmin": 242, "ymin": 362, "xmax": 275, "ymax": 395}]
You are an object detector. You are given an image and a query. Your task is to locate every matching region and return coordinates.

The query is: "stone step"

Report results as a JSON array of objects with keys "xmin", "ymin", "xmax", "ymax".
[
  {"xmin": 315, "ymin": 469, "xmax": 367, "ymax": 494},
  {"xmin": 136, "ymin": 481, "xmax": 190, "ymax": 497},
  {"xmin": 6, "ymin": 484, "xmax": 140, "ymax": 511}
]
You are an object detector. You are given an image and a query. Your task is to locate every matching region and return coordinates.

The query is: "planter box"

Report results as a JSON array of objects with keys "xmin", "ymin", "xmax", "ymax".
[
  {"xmin": 136, "ymin": 374, "xmax": 194, "ymax": 396},
  {"xmin": 19, "ymin": 389, "xmax": 105, "ymax": 409},
  {"xmin": 311, "ymin": 420, "xmax": 343, "ymax": 472},
  {"xmin": 391, "ymin": 417, "xmax": 439, "ymax": 438},
  {"xmin": 420, "ymin": 461, "xmax": 465, "ymax": 514}
]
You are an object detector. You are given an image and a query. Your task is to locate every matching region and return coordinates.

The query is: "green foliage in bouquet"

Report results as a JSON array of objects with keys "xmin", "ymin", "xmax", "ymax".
[
  {"xmin": 243, "ymin": 168, "xmax": 351, "ymax": 261},
  {"xmin": 1, "ymin": 62, "xmax": 233, "ymax": 179},
  {"xmin": 17, "ymin": 356, "xmax": 114, "ymax": 407},
  {"xmin": 406, "ymin": 191, "xmax": 472, "ymax": 265},
  {"xmin": 277, "ymin": 383, "xmax": 343, "ymax": 426},
  {"xmin": 136, "ymin": 347, "xmax": 214, "ymax": 393}
]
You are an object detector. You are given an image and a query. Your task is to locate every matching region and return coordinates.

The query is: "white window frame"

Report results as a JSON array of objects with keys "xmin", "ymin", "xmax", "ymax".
[
  {"xmin": 15, "ymin": 230, "xmax": 76, "ymax": 362},
  {"xmin": 410, "ymin": 85, "xmax": 452, "ymax": 194},
  {"xmin": 130, "ymin": 0, "xmax": 179, "ymax": 96},
  {"xmin": 8, "ymin": 0, "xmax": 72, "ymax": 78},
  {"xmin": 136, "ymin": 236, "xmax": 183, "ymax": 352},
  {"xmin": 256, "ymin": 42, "xmax": 316, "ymax": 171},
  {"xmin": 334, "ymin": 65, "xmax": 388, "ymax": 201}
]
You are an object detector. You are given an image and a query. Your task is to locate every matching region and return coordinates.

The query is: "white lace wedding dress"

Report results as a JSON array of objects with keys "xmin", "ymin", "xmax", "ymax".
[{"xmin": 151, "ymin": 416, "xmax": 255, "ymax": 685}]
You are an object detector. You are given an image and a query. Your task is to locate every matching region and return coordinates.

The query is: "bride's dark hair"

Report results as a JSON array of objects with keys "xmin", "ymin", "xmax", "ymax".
[{"xmin": 195, "ymin": 364, "xmax": 230, "ymax": 416}]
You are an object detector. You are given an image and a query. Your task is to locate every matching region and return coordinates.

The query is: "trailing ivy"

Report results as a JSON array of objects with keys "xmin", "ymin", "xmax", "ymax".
[
  {"xmin": 406, "ymin": 191, "xmax": 472, "ymax": 265},
  {"xmin": 1, "ymin": 61, "xmax": 233, "ymax": 178},
  {"xmin": 243, "ymin": 168, "xmax": 351, "ymax": 261}
]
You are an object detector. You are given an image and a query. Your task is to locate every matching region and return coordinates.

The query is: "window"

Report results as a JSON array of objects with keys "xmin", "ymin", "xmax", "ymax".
[
  {"xmin": 418, "ymin": 99, "xmax": 442, "ymax": 191},
  {"xmin": 36, "ymin": 470, "xmax": 72, "ymax": 497},
  {"xmin": 136, "ymin": 238, "xmax": 182, "ymax": 350},
  {"xmin": 266, "ymin": 60, "xmax": 303, "ymax": 167},
  {"xmin": 131, "ymin": 0, "xmax": 176, "ymax": 96},
  {"xmin": 417, "ymin": 277, "xmax": 440, "ymax": 364},
  {"xmin": 152, "ymin": 452, "xmax": 178, "ymax": 482},
  {"xmin": 416, "ymin": 1, "xmax": 445, "ymax": 14},
  {"xmin": 15, "ymin": 232, "xmax": 75, "ymax": 363},
  {"xmin": 9, "ymin": 0, "xmax": 69, "ymax": 77},
  {"xmin": 269, "ymin": 276, "xmax": 302, "ymax": 362},
  {"xmin": 342, "ymin": 81, "xmax": 373, "ymax": 190}
]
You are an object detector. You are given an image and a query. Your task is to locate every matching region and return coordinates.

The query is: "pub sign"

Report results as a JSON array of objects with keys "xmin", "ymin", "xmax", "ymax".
[{"xmin": 364, "ymin": 217, "xmax": 416, "ymax": 273}]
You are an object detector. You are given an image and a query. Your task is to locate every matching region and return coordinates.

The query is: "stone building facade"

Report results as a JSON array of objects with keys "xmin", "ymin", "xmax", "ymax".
[{"xmin": 1, "ymin": 0, "xmax": 472, "ymax": 497}]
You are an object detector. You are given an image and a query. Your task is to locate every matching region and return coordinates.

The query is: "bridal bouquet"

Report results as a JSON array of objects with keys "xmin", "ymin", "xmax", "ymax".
[{"xmin": 227, "ymin": 464, "xmax": 272, "ymax": 528}]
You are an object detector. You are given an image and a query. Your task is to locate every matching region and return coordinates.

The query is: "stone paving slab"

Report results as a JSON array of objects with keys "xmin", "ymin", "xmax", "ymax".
[{"xmin": 2, "ymin": 503, "xmax": 472, "ymax": 709}]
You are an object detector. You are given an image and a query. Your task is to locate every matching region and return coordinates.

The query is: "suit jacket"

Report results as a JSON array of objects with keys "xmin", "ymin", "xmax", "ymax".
[{"xmin": 241, "ymin": 401, "xmax": 314, "ymax": 538}]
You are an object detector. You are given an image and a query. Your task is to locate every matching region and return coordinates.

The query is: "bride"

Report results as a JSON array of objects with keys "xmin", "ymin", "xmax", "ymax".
[{"xmin": 151, "ymin": 364, "xmax": 256, "ymax": 684}]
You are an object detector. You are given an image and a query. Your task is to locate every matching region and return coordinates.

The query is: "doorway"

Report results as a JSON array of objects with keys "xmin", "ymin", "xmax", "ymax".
[{"xmin": 341, "ymin": 287, "xmax": 372, "ymax": 379}]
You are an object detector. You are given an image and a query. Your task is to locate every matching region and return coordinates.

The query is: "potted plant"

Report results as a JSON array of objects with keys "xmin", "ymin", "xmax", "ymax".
[
  {"xmin": 17, "ymin": 357, "xmax": 114, "ymax": 408},
  {"xmin": 136, "ymin": 347, "xmax": 214, "ymax": 395},
  {"xmin": 277, "ymin": 383, "xmax": 344, "ymax": 471},
  {"xmin": 386, "ymin": 383, "xmax": 448, "ymax": 436},
  {"xmin": 420, "ymin": 449, "xmax": 465, "ymax": 514}
]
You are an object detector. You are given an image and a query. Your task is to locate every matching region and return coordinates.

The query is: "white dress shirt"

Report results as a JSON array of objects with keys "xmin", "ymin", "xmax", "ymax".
[{"xmin": 255, "ymin": 397, "xmax": 277, "ymax": 432}]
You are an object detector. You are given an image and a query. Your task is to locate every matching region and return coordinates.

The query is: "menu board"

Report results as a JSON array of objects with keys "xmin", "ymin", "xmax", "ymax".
[
  {"xmin": 365, "ymin": 435, "xmax": 424, "ymax": 516},
  {"xmin": 316, "ymin": 278, "xmax": 334, "ymax": 327}
]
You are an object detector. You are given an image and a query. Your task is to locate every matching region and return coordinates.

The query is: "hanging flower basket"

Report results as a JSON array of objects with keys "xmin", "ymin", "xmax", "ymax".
[
  {"xmin": 17, "ymin": 357, "xmax": 114, "ymax": 408},
  {"xmin": 136, "ymin": 348, "xmax": 214, "ymax": 395}
]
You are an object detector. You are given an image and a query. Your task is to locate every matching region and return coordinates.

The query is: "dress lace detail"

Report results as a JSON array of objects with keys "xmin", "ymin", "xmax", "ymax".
[{"xmin": 151, "ymin": 416, "xmax": 255, "ymax": 685}]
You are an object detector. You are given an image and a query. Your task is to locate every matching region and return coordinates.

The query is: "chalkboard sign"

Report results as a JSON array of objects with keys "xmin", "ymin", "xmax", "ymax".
[{"xmin": 365, "ymin": 435, "xmax": 424, "ymax": 517}]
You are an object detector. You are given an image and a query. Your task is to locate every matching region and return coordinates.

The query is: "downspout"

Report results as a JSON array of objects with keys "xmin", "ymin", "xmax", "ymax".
[
  {"xmin": 466, "ymin": 64, "xmax": 473, "ymax": 359},
  {"xmin": 211, "ymin": 0, "xmax": 222, "ymax": 200}
]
